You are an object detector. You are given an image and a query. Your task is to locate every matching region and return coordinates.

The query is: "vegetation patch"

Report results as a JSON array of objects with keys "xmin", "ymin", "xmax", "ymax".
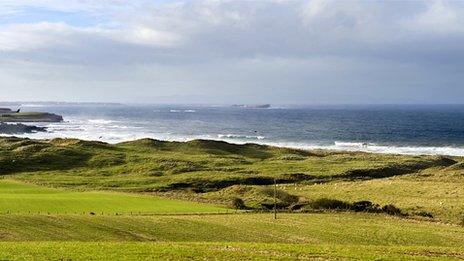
[
  {"xmin": 303, "ymin": 198, "xmax": 406, "ymax": 216},
  {"xmin": 339, "ymin": 157, "xmax": 457, "ymax": 179}
]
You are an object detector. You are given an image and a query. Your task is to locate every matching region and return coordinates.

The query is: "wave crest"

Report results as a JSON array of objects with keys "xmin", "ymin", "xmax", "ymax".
[{"xmin": 217, "ymin": 134, "xmax": 265, "ymax": 140}]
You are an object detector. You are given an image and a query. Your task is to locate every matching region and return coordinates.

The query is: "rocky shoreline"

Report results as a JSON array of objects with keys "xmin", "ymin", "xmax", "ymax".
[{"xmin": 0, "ymin": 123, "xmax": 46, "ymax": 134}]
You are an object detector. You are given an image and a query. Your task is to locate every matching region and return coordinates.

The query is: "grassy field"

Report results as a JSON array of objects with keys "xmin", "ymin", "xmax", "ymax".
[
  {"xmin": 0, "ymin": 213, "xmax": 462, "ymax": 259},
  {"xmin": 0, "ymin": 137, "xmax": 464, "ymax": 259},
  {"xmin": 0, "ymin": 180, "xmax": 223, "ymax": 214},
  {"xmin": 0, "ymin": 242, "xmax": 463, "ymax": 260},
  {"xmin": 279, "ymin": 174, "xmax": 464, "ymax": 223},
  {"xmin": 0, "ymin": 213, "xmax": 462, "ymax": 244}
]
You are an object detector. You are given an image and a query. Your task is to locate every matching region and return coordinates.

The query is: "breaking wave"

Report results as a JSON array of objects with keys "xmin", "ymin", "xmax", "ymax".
[{"xmin": 217, "ymin": 134, "xmax": 265, "ymax": 140}]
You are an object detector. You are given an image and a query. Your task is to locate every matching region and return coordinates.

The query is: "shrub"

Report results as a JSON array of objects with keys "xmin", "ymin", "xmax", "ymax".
[
  {"xmin": 351, "ymin": 201, "xmax": 380, "ymax": 212},
  {"xmin": 309, "ymin": 198, "xmax": 351, "ymax": 210},
  {"xmin": 381, "ymin": 204, "xmax": 404, "ymax": 216},
  {"xmin": 305, "ymin": 198, "xmax": 406, "ymax": 216},
  {"xmin": 414, "ymin": 211, "xmax": 434, "ymax": 218},
  {"xmin": 231, "ymin": 197, "xmax": 246, "ymax": 210}
]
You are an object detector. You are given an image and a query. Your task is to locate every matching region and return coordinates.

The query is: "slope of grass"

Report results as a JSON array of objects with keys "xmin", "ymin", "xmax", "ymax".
[
  {"xmin": 277, "ymin": 166, "xmax": 464, "ymax": 223},
  {"xmin": 1, "ymin": 137, "xmax": 462, "ymax": 221},
  {"xmin": 0, "ymin": 180, "xmax": 223, "ymax": 214}
]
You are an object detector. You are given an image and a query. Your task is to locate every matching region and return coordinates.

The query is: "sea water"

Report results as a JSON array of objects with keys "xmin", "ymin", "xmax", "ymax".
[{"xmin": 7, "ymin": 104, "xmax": 464, "ymax": 156}]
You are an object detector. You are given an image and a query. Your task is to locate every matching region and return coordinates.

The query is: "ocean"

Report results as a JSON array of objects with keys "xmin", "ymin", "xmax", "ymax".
[{"xmin": 6, "ymin": 104, "xmax": 464, "ymax": 156}]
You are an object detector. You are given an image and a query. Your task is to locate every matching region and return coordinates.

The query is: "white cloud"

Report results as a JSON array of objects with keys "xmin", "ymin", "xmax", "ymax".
[
  {"xmin": 0, "ymin": 23, "xmax": 73, "ymax": 51},
  {"xmin": 405, "ymin": 0, "xmax": 464, "ymax": 33},
  {"xmin": 0, "ymin": 0, "xmax": 464, "ymax": 103},
  {"xmin": 123, "ymin": 26, "xmax": 182, "ymax": 46},
  {"xmin": 300, "ymin": 0, "xmax": 331, "ymax": 25}
]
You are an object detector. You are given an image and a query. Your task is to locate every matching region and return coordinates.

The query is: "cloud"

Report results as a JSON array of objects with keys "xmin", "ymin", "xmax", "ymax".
[
  {"xmin": 405, "ymin": 0, "xmax": 464, "ymax": 33},
  {"xmin": 0, "ymin": 0, "xmax": 463, "ymax": 103},
  {"xmin": 2, "ymin": 1, "xmax": 462, "ymax": 62}
]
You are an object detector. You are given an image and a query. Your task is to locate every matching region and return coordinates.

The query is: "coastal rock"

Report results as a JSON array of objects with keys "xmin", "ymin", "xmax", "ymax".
[{"xmin": 0, "ymin": 123, "xmax": 46, "ymax": 134}]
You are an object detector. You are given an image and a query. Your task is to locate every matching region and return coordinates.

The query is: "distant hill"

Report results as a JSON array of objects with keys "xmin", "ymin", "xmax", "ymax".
[{"xmin": 231, "ymin": 104, "xmax": 271, "ymax": 109}]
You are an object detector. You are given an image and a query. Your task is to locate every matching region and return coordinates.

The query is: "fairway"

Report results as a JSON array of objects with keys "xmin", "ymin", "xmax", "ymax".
[
  {"xmin": 0, "ymin": 213, "xmax": 462, "ymax": 260},
  {"xmin": 0, "ymin": 213, "xmax": 462, "ymax": 244},
  {"xmin": 0, "ymin": 242, "xmax": 462, "ymax": 260},
  {"xmin": 0, "ymin": 180, "xmax": 223, "ymax": 214}
]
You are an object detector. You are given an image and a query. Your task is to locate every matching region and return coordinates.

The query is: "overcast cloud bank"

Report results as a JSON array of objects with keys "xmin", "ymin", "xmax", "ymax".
[{"xmin": 0, "ymin": 0, "xmax": 463, "ymax": 104}]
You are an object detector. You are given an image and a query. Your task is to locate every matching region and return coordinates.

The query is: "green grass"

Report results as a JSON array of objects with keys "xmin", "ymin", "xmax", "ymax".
[
  {"xmin": 0, "ymin": 213, "xmax": 461, "ymax": 245},
  {"xmin": 277, "ymin": 169, "xmax": 464, "ymax": 223},
  {"xmin": 0, "ymin": 180, "xmax": 223, "ymax": 214},
  {"xmin": 0, "ymin": 213, "xmax": 462, "ymax": 259},
  {"xmin": 1, "ymin": 137, "xmax": 463, "ymax": 221},
  {"xmin": 0, "ymin": 242, "xmax": 462, "ymax": 260},
  {"xmin": 1, "ymin": 137, "xmax": 464, "ymax": 259},
  {"xmin": 1, "ymin": 137, "xmax": 452, "ymax": 193}
]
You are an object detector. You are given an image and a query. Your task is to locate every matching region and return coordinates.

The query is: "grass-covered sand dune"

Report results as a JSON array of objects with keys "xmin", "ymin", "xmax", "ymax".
[
  {"xmin": 0, "ymin": 136, "xmax": 463, "ymax": 259},
  {"xmin": 1, "ymin": 137, "xmax": 455, "ymax": 192},
  {"xmin": 2, "ymin": 136, "xmax": 461, "ymax": 221}
]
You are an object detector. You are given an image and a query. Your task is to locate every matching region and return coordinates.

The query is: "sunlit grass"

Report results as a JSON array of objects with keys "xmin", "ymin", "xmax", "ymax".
[{"xmin": 0, "ymin": 180, "xmax": 223, "ymax": 214}]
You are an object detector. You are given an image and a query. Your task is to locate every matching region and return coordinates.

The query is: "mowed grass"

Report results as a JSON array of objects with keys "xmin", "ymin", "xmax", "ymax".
[
  {"xmin": 1, "ymin": 242, "xmax": 462, "ymax": 260},
  {"xmin": 0, "ymin": 180, "xmax": 223, "ymax": 214},
  {"xmin": 0, "ymin": 213, "xmax": 462, "ymax": 245},
  {"xmin": 0, "ymin": 213, "xmax": 462, "ymax": 260}
]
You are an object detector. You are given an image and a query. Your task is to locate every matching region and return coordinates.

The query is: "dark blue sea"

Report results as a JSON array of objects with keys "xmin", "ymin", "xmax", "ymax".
[{"xmin": 8, "ymin": 104, "xmax": 464, "ymax": 156}]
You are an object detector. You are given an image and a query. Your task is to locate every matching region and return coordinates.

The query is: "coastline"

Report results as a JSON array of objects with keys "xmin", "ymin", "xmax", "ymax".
[{"xmin": 2, "ymin": 134, "xmax": 464, "ymax": 157}]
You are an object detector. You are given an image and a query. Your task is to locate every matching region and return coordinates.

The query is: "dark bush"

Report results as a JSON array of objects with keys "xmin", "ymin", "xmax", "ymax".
[
  {"xmin": 304, "ymin": 198, "xmax": 406, "ymax": 217},
  {"xmin": 231, "ymin": 197, "xmax": 246, "ymax": 210},
  {"xmin": 415, "ymin": 211, "xmax": 433, "ymax": 218},
  {"xmin": 351, "ymin": 201, "xmax": 380, "ymax": 212},
  {"xmin": 309, "ymin": 198, "xmax": 351, "ymax": 210},
  {"xmin": 381, "ymin": 204, "xmax": 404, "ymax": 216}
]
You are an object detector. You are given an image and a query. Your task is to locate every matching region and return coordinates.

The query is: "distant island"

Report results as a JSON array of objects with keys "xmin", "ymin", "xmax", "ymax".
[
  {"xmin": 0, "ymin": 108, "xmax": 63, "ymax": 123},
  {"xmin": 231, "ymin": 104, "xmax": 271, "ymax": 109}
]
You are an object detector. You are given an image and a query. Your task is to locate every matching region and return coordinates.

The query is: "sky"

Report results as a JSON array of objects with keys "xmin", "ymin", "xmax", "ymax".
[{"xmin": 0, "ymin": 0, "xmax": 463, "ymax": 104}]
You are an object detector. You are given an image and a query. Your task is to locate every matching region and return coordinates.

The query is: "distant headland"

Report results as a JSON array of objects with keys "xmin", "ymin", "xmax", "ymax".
[
  {"xmin": 231, "ymin": 104, "xmax": 271, "ymax": 109},
  {"xmin": 0, "ymin": 102, "xmax": 124, "ymax": 107},
  {"xmin": 0, "ymin": 108, "xmax": 63, "ymax": 123}
]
